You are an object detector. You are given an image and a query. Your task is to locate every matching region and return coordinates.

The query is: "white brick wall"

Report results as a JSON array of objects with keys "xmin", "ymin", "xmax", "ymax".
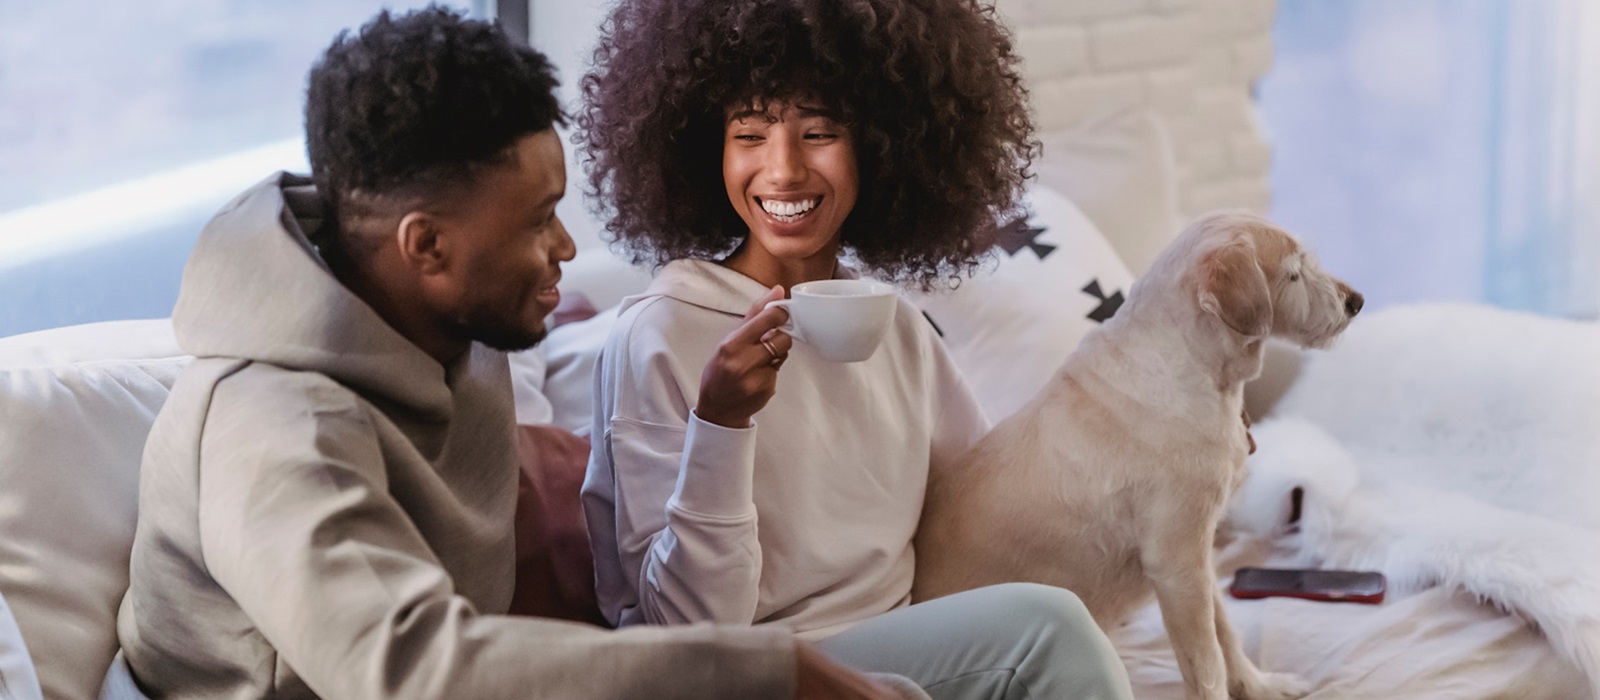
[{"xmin": 1000, "ymin": 0, "xmax": 1276, "ymax": 218}]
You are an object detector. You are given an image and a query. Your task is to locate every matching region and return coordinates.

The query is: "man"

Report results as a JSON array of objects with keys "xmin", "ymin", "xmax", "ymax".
[{"xmin": 116, "ymin": 8, "xmax": 903, "ymax": 699}]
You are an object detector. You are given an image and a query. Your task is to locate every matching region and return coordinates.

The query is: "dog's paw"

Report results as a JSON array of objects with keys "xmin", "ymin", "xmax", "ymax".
[{"xmin": 1234, "ymin": 672, "xmax": 1312, "ymax": 700}]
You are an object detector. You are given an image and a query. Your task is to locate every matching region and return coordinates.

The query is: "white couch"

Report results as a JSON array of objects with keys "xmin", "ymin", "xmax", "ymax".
[
  {"xmin": 0, "ymin": 167, "xmax": 1190, "ymax": 696},
  {"xmin": 0, "ymin": 106, "xmax": 1192, "ymax": 698}
]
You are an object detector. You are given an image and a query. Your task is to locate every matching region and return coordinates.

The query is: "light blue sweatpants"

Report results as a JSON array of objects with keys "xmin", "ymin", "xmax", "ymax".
[{"xmin": 816, "ymin": 583, "xmax": 1134, "ymax": 700}]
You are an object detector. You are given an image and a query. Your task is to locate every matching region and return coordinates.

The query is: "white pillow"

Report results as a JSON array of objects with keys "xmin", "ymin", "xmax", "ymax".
[
  {"xmin": 0, "ymin": 320, "xmax": 185, "ymax": 700},
  {"xmin": 507, "ymin": 346, "xmax": 556, "ymax": 426},
  {"xmin": 915, "ymin": 184, "xmax": 1135, "ymax": 422},
  {"xmin": 539, "ymin": 306, "xmax": 621, "ymax": 436},
  {"xmin": 0, "ymin": 587, "xmax": 43, "ymax": 700}
]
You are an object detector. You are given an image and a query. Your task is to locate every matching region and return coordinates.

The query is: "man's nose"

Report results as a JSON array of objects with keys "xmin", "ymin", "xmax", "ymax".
[{"xmin": 552, "ymin": 216, "xmax": 577, "ymax": 263}]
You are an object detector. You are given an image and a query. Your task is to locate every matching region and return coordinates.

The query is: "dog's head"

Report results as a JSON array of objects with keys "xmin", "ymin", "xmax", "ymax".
[{"xmin": 1182, "ymin": 211, "xmax": 1362, "ymax": 349}]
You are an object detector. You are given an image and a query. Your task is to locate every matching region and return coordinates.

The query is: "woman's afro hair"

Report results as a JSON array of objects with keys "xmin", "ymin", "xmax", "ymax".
[{"xmin": 578, "ymin": 0, "xmax": 1036, "ymax": 288}]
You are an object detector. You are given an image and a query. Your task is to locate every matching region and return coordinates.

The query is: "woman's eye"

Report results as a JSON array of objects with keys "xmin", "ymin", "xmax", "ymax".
[
  {"xmin": 805, "ymin": 132, "xmax": 837, "ymax": 141},
  {"xmin": 733, "ymin": 134, "xmax": 763, "ymax": 142}
]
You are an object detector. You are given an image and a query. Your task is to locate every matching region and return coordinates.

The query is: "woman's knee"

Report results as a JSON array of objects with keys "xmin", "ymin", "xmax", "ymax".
[{"xmin": 974, "ymin": 582, "xmax": 1098, "ymax": 633}]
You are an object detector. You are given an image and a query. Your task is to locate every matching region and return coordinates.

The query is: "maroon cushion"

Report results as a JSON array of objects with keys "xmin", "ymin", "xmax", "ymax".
[{"xmin": 509, "ymin": 424, "xmax": 607, "ymax": 626}]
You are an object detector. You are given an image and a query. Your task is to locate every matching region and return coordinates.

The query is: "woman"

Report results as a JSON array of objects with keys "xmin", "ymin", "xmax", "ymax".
[{"xmin": 579, "ymin": 1, "xmax": 1134, "ymax": 698}]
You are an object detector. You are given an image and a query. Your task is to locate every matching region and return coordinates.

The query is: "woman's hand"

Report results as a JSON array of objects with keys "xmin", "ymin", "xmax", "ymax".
[{"xmin": 695, "ymin": 285, "xmax": 794, "ymax": 429}]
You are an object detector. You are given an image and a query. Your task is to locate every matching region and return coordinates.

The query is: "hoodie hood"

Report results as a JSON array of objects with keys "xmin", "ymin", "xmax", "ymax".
[
  {"xmin": 621, "ymin": 259, "xmax": 853, "ymax": 318},
  {"xmin": 172, "ymin": 172, "xmax": 452, "ymax": 418}
]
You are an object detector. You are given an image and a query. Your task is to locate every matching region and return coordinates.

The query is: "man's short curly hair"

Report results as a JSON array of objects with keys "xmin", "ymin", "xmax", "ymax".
[
  {"xmin": 578, "ymin": 0, "xmax": 1036, "ymax": 287},
  {"xmin": 305, "ymin": 5, "xmax": 564, "ymax": 245}
]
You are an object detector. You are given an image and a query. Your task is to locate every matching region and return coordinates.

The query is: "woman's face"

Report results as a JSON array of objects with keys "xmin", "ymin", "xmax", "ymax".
[{"xmin": 722, "ymin": 99, "xmax": 858, "ymax": 267}]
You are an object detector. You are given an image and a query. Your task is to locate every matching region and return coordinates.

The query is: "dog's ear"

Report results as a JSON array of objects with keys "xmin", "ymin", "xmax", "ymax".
[{"xmin": 1198, "ymin": 240, "xmax": 1272, "ymax": 337}]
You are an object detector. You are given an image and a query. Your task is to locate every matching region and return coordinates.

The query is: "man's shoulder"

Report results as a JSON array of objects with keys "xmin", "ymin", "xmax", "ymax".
[{"xmin": 185, "ymin": 359, "xmax": 371, "ymax": 434}]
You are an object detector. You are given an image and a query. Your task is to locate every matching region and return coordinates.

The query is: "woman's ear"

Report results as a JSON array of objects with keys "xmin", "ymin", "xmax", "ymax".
[{"xmin": 1198, "ymin": 240, "xmax": 1272, "ymax": 337}]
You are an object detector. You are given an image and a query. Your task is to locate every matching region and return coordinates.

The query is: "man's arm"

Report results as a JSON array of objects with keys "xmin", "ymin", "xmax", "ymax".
[{"xmin": 195, "ymin": 372, "xmax": 794, "ymax": 700}]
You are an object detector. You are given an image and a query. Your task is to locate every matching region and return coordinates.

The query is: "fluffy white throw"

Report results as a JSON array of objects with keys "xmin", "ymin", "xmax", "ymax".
[{"xmin": 1226, "ymin": 303, "xmax": 1600, "ymax": 698}]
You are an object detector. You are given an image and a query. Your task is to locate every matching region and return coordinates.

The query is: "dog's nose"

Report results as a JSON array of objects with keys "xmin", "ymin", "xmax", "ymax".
[{"xmin": 1345, "ymin": 291, "xmax": 1364, "ymax": 316}]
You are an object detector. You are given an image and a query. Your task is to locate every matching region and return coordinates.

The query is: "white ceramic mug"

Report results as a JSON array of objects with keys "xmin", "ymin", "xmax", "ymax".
[{"xmin": 765, "ymin": 279, "xmax": 898, "ymax": 363}]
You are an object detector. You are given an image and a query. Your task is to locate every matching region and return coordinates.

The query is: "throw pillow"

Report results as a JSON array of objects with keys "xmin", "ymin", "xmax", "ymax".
[
  {"xmin": 915, "ymin": 184, "xmax": 1135, "ymax": 422},
  {"xmin": 509, "ymin": 424, "xmax": 607, "ymax": 626}
]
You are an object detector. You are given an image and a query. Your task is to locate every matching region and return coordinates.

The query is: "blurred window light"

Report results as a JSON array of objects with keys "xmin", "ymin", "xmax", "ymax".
[
  {"xmin": 1262, "ymin": 0, "xmax": 1600, "ymax": 319},
  {"xmin": 0, "ymin": 1, "xmax": 475, "ymax": 337}
]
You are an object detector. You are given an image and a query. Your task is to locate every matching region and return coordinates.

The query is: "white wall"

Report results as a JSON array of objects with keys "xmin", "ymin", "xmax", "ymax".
[{"xmin": 999, "ymin": 0, "xmax": 1277, "ymax": 220}]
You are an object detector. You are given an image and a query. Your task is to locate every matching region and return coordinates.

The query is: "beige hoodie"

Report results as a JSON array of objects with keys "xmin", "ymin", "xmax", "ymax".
[
  {"xmin": 584, "ymin": 260, "xmax": 990, "ymax": 639},
  {"xmin": 116, "ymin": 173, "xmax": 795, "ymax": 699}
]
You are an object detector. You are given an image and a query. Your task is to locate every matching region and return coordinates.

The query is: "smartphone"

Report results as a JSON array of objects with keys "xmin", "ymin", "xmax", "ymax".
[{"xmin": 1228, "ymin": 567, "xmax": 1386, "ymax": 604}]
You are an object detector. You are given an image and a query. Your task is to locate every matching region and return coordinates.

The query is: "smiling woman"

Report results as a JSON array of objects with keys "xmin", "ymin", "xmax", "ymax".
[{"xmin": 577, "ymin": 1, "xmax": 1135, "ymax": 698}]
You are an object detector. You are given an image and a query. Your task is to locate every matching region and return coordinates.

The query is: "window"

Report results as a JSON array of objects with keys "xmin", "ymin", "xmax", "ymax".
[
  {"xmin": 0, "ymin": 1, "xmax": 479, "ymax": 337},
  {"xmin": 1261, "ymin": 0, "xmax": 1600, "ymax": 319}
]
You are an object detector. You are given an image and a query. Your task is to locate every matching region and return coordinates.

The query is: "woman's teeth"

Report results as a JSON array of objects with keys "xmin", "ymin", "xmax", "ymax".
[{"xmin": 761, "ymin": 197, "xmax": 818, "ymax": 223}]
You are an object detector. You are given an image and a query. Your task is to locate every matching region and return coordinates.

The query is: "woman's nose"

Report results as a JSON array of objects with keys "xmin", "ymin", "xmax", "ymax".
[{"xmin": 763, "ymin": 137, "xmax": 806, "ymax": 186}]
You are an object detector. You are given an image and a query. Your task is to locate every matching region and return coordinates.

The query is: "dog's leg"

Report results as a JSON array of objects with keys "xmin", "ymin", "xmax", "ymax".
[
  {"xmin": 1145, "ymin": 533, "xmax": 1230, "ymax": 700},
  {"xmin": 1213, "ymin": 589, "xmax": 1311, "ymax": 699}
]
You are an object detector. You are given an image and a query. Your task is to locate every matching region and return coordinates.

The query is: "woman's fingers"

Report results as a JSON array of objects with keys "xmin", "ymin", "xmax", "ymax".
[
  {"xmin": 744, "ymin": 284, "xmax": 785, "ymax": 320},
  {"xmin": 758, "ymin": 328, "xmax": 794, "ymax": 360},
  {"xmin": 730, "ymin": 287, "xmax": 791, "ymax": 347}
]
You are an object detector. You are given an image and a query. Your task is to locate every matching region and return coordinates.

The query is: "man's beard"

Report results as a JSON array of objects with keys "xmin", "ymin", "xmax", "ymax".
[{"xmin": 454, "ymin": 307, "xmax": 547, "ymax": 353}]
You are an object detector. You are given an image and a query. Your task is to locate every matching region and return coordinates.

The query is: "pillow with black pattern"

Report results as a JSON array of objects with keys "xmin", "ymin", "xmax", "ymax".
[{"xmin": 915, "ymin": 183, "xmax": 1134, "ymax": 421}]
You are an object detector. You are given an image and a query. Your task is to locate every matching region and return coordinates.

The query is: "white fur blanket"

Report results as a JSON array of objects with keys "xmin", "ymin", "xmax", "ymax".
[{"xmin": 1227, "ymin": 303, "xmax": 1600, "ymax": 698}]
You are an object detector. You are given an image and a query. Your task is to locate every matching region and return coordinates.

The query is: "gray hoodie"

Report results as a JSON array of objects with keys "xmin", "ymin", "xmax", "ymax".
[{"xmin": 116, "ymin": 173, "xmax": 794, "ymax": 699}]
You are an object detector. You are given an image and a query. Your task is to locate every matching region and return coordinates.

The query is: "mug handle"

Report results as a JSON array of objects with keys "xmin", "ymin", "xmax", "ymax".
[{"xmin": 762, "ymin": 299, "xmax": 807, "ymax": 343}]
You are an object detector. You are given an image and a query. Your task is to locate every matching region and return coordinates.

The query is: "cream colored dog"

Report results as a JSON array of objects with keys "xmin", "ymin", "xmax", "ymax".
[{"xmin": 914, "ymin": 212, "xmax": 1362, "ymax": 700}]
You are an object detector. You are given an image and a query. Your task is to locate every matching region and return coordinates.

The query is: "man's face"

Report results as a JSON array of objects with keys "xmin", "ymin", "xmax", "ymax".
[{"xmin": 429, "ymin": 129, "xmax": 575, "ymax": 352}]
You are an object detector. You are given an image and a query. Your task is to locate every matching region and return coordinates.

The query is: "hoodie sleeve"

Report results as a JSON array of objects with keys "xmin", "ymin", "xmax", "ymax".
[
  {"xmin": 583, "ymin": 298, "xmax": 767, "ymax": 628},
  {"xmin": 196, "ymin": 372, "xmax": 794, "ymax": 700}
]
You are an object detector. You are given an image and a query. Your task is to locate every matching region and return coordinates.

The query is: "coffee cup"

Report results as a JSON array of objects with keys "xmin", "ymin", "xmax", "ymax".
[{"xmin": 764, "ymin": 279, "xmax": 897, "ymax": 363}]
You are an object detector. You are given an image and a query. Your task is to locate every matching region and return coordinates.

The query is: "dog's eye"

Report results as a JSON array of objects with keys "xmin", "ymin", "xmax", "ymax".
[{"xmin": 1289, "ymin": 272, "xmax": 1301, "ymax": 282}]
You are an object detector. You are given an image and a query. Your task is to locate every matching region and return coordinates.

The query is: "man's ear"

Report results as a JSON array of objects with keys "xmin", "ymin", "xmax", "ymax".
[
  {"xmin": 396, "ymin": 212, "xmax": 448, "ymax": 274},
  {"xmin": 1198, "ymin": 240, "xmax": 1272, "ymax": 337}
]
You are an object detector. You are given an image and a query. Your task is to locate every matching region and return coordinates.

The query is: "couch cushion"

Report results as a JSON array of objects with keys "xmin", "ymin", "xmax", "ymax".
[{"xmin": 0, "ymin": 320, "xmax": 186, "ymax": 700}]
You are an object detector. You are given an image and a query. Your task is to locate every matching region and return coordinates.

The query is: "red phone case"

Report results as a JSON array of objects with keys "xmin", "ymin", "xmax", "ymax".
[{"xmin": 1228, "ymin": 567, "xmax": 1386, "ymax": 604}]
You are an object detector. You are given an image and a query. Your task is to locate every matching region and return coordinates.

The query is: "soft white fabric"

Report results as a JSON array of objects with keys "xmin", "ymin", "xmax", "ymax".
[
  {"xmin": 1109, "ymin": 556, "xmax": 1589, "ymax": 700},
  {"xmin": 583, "ymin": 259, "xmax": 990, "ymax": 638},
  {"xmin": 0, "ymin": 320, "xmax": 185, "ymax": 700},
  {"xmin": 1034, "ymin": 109, "xmax": 1184, "ymax": 275},
  {"xmin": 913, "ymin": 184, "xmax": 1134, "ymax": 422},
  {"xmin": 1223, "ymin": 303, "xmax": 1600, "ymax": 697},
  {"xmin": 539, "ymin": 306, "xmax": 620, "ymax": 435},
  {"xmin": 0, "ymin": 588, "xmax": 42, "ymax": 700},
  {"xmin": 506, "ymin": 344, "xmax": 556, "ymax": 425}
]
